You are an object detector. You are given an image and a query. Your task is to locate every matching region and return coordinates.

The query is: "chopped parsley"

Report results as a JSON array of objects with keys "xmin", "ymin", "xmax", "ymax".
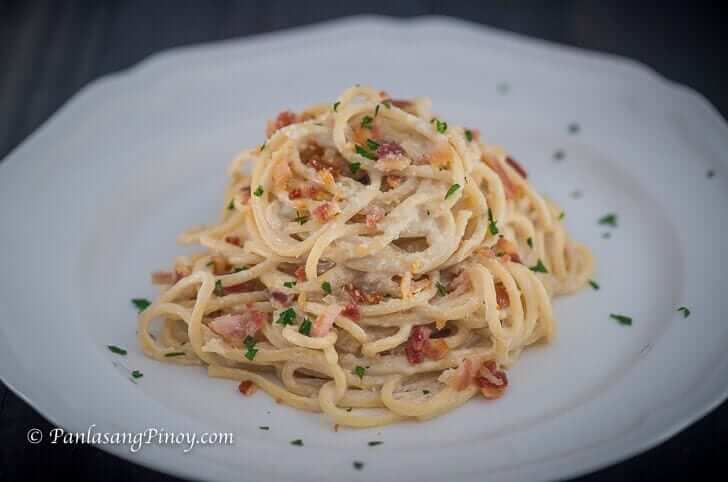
[
  {"xmin": 431, "ymin": 118, "xmax": 448, "ymax": 133},
  {"xmin": 677, "ymin": 306, "xmax": 691, "ymax": 318},
  {"xmin": 349, "ymin": 162, "xmax": 361, "ymax": 174},
  {"xmin": 366, "ymin": 138, "xmax": 380, "ymax": 151},
  {"xmin": 354, "ymin": 366, "xmax": 366, "ymax": 378},
  {"xmin": 164, "ymin": 352, "xmax": 186, "ymax": 357},
  {"xmin": 598, "ymin": 213, "xmax": 618, "ymax": 227},
  {"xmin": 559, "ymin": 211, "xmax": 565, "ymax": 220},
  {"xmin": 108, "ymin": 345, "xmax": 127, "ymax": 356},
  {"xmin": 368, "ymin": 441, "xmax": 383, "ymax": 446},
  {"xmin": 553, "ymin": 149, "xmax": 565, "ymax": 161},
  {"xmin": 602, "ymin": 232, "xmax": 612, "ymax": 239},
  {"xmin": 568, "ymin": 123, "xmax": 580, "ymax": 134},
  {"xmin": 259, "ymin": 426, "xmax": 270, "ymax": 430},
  {"xmin": 253, "ymin": 185, "xmax": 264, "ymax": 197},
  {"xmin": 497, "ymin": 82, "xmax": 509, "ymax": 94},
  {"xmin": 361, "ymin": 115, "xmax": 374, "ymax": 129},
  {"xmin": 233, "ymin": 266, "xmax": 247, "ymax": 273},
  {"xmin": 707, "ymin": 169, "xmax": 715, "ymax": 179},
  {"xmin": 422, "ymin": 389, "xmax": 430, "ymax": 395},
  {"xmin": 588, "ymin": 280, "xmax": 600, "ymax": 290},
  {"xmin": 436, "ymin": 281, "xmax": 447, "ymax": 297},
  {"xmin": 321, "ymin": 281, "xmax": 332, "ymax": 294},
  {"xmin": 290, "ymin": 439, "xmax": 303, "ymax": 446},
  {"xmin": 131, "ymin": 370, "xmax": 143, "ymax": 379},
  {"xmin": 244, "ymin": 336, "xmax": 258, "ymax": 360},
  {"xmin": 333, "ymin": 101, "xmax": 340, "ymax": 112},
  {"xmin": 610, "ymin": 314, "xmax": 632, "ymax": 326},
  {"xmin": 445, "ymin": 183, "xmax": 460, "ymax": 200},
  {"xmin": 465, "ymin": 129, "xmax": 473, "ymax": 142},
  {"xmin": 227, "ymin": 199, "xmax": 235, "ymax": 210},
  {"xmin": 570, "ymin": 190, "xmax": 582, "ymax": 199},
  {"xmin": 283, "ymin": 281, "xmax": 297, "ymax": 289},
  {"xmin": 206, "ymin": 261, "xmax": 215, "ymax": 268},
  {"xmin": 131, "ymin": 298, "xmax": 151, "ymax": 312},
  {"xmin": 381, "ymin": 99, "xmax": 392, "ymax": 109},
  {"xmin": 294, "ymin": 211, "xmax": 309, "ymax": 225},
  {"xmin": 214, "ymin": 280, "xmax": 225, "ymax": 297},
  {"xmin": 276, "ymin": 308, "xmax": 296, "ymax": 326},
  {"xmin": 527, "ymin": 237, "xmax": 533, "ymax": 248},
  {"xmin": 353, "ymin": 461, "xmax": 364, "ymax": 470},
  {"xmin": 259, "ymin": 142, "xmax": 266, "ymax": 152},
  {"xmin": 374, "ymin": 104, "xmax": 381, "ymax": 117},
  {"xmin": 530, "ymin": 259, "xmax": 548, "ymax": 273},
  {"xmin": 487, "ymin": 208, "xmax": 499, "ymax": 235},
  {"xmin": 355, "ymin": 144, "xmax": 377, "ymax": 160},
  {"xmin": 299, "ymin": 318, "xmax": 312, "ymax": 336}
]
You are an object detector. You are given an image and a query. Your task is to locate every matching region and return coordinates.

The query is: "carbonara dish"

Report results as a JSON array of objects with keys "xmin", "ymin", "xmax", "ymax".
[{"xmin": 138, "ymin": 85, "xmax": 594, "ymax": 427}]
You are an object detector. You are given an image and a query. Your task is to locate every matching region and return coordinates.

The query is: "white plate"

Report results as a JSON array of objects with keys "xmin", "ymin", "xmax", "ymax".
[{"xmin": 1, "ymin": 15, "xmax": 727, "ymax": 482}]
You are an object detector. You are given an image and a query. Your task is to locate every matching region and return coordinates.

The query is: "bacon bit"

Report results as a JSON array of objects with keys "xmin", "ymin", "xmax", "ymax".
[
  {"xmin": 383, "ymin": 175, "xmax": 404, "ymax": 190},
  {"xmin": 210, "ymin": 256, "xmax": 228, "ymax": 275},
  {"xmin": 209, "ymin": 310, "xmax": 266, "ymax": 343},
  {"xmin": 225, "ymin": 236, "xmax": 241, "ymax": 247},
  {"xmin": 311, "ymin": 304, "xmax": 343, "ymax": 337},
  {"xmin": 342, "ymin": 303, "xmax": 361, "ymax": 321},
  {"xmin": 477, "ymin": 361, "xmax": 508, "ymax": 399},
  {"xmin": 271, "ymin": 290, "xmax": 293, "ymax": 307},
  {"xmin": 376, "ymin": 142, "xmax": 406, "ymax": 159},
  {"xmin": 175, "ymin": 267, "xmax": 191, "ymax": 281},
  {"xmin": 266, "ymin": 110, "xmax": 298, "ymax": 138},
  {"xmin": 238, "ymin": 381, "xmax": 257, "ymax": 396},
  {"xmin": 312, "ymin": 202, "xmax": 337, "ymax": 222},
  {"xmin": 450, "ymin": 271, "xmax": 472, "ymax": 296},
  {"xmin": 294, "ymin": 266, "xmax": 307, "ymax": 281},
  {"xmin": 362, "ymin": 205, "xmax": 385, "ymax": 228},
  {"xmin": 505, "ymin": 156, "xmax": 528, "ymax": 179},
  {"xmin": 272, "ymin": 158, "xmax": 292, "ymax": 192},
  {"xmin": 151, "ymin": 271, "xmax": 176, "ymax": 285},
  {"xmin": 423, "ymin": 339, "xmax": 449, "ymax": 360},
  {"xmin": 239, "ymin": 187, "xmax": 251, "ymax": 204},
  {"xmin": 495, "ymin": 238, "xmax": 521, "ymax": 264},
  {"xmin": 288, "ymin": 188, "xmax": 302, "ymax": 200},
  {"xmin": 441, "ymin": 358, "xmax": 480, "ymax": 391},
  {"xmin": 405, "ymin": 326, "xmax": 432, "ymax": 364},
  {"xmin": 485, "ymin": 155, "xmax": 523, "ymax": 199},
  {"xmin": 426, "ymin": 142, "xmax": 452, "ymax": 168},
  {"xmin": 224, "ymin": 280, "xmax": 265, "ymax": 294},
  {"xmin": 391, "ymin": 99, "xmax": 412, "ymax": 108},
  {"xmin": 344, "ymin": 284, "xmax": 383, "ymax": 305},
  {"xmin": 494, "ymin": 283, "xmax": 510, "ymax": 309}
]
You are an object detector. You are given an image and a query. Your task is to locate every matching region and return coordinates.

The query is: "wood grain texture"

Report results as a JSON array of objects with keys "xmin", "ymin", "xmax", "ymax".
[{"xmin": 0, "ymin": 1, "xmax": 725, "ymax": 481}]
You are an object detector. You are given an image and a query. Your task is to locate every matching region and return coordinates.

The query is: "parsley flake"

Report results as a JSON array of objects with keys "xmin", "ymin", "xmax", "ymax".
[
  {"xmin": 294, "ymin": 211, "xmax": 309, "ymax": 225},
  {"xmin": 131, "ymin": 370, "xmax": 143, "ymax": 379},
  {"xmin": 321, "ymin": 281, "xmax": 332, "ymax": 294},
  {"xmin": 349, "ymin": 162, "xmax": 361, "ymax": 174},
  {"xmin": 253, "ymin": 185, "xmax": 264, "ymax": 197},
  {"xmin": 164, "ymin": 352, "xmax": 186, "ymax": 357},
  {"xmin": 465, "ymin": 129, "xmax": 473, "ymax": 142},
  {"xmin": 299, "ymin": 318, "xmax": 312, "ymax": 336},
  {"xmin": 610, "ymin": 314, "xmax": 632, "ymax": 326},
  {"xmin": 361, "ymin": 115, "xmax": 373, "ymax": 129},
  {"xmin": 259, "ymin": 426, "xmax": 270, "ymax": 430},
  {"xmin": 214, "ymin": 280, "xmax": 225, "ymax": 297},
  {"xmin": 445, "ymin": 184, "xmax": 460, "ymax": 200},
  {"xmin": 431, "ymin": 118, "xmax": 447, "ymax": 133},
  {"xmin": 355, "ymin": 144, "xmax": 377, "ymax": 160},
  {"xmin": 568, "ymin": 123, "xmax": 580, "ymax": 134},
  {"xmin": 354, "ymin": 366, "xmax": 366, "ymax": 378},
  {"xmin": 353, "ymin": 461, "xmax": 364, "ymax": 470},
  {"xmin": 108, "ymin": 345, "xmax": 127, "ymax": 356},
  {"xmin": 290, "ymin": 439, "xmax": 303, "ymax": 446},
  {"xmin": 707, "ymin": 169, "xmax": 715, "ymax": 179},
  {"xmin": 259, "ymin": 142, "xmax": 266, "ymax": 152},
  {"xmin": 677, "ymin": 306, "xmax": 691, "ymax": 318},
  {"xmin": 333, "ymin": 101, "xmax": 340, "ymax": 112},
  {"xmin": 366, "ymin": 138, "xmax": 380, "ymax": 151},
  {"xmin": 436, "ymin": 281, "xmax": 448, "ymax": 297},
  {"xmin": 368, "ymin": 441, "xmax": 383, "ymax": 446},
  {"xmin": 374, "ymin": 104, "xmax": 380, "ymax": 117},
  {"xmin": 244, "ymin": 336, "xmax": 258, "ymax": 360},
  {"xmin": 227, "ymin": 199, "xmax": 235, "ymax": 210},
  {"xmin": 283, "ymin": 281, "xmax": 297, "ymax": 289},
  {"xmin": 132, "ymin": 298, "xmax": 151, "ymax": 312},
  {"xmin": 276, "ymin": 308, "xmax": 296, "ymax": 326},
  {"xmin": 530, "ymin": 259, "xmax": 548, "ymax": 273},
  {"xmin": 553, "ymin": 149, "xmax": 565, "ymax": 161},
  {"xmin": 559, "ymin": 211, "xmax": 565, "ymax": 220},
  {"xmin": 589, "ymin": 280, "xmax": 600, "ymax": 290},
  {"xmin": 598, "ymin": 213, "xmax": 617, "ymax": 227},
  {"xmin": 527, "ymin": 237, "xmax": 533, "ymax": 248},
  {"xmin": 423, "ymin": 389, "xmax": 430, "ymax": 395},
  {"xmin": 487, "ymin": 208, "xmax": 499, "ymax": 235}
]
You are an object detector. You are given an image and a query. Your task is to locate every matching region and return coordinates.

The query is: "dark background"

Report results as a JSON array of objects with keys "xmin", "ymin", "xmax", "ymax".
[{"xmin": 1, "ymin": 1, "xmax": 726, "ymax": 481}]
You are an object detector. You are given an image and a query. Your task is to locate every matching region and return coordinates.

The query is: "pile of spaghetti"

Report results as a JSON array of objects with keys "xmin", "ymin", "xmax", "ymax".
[{"xmin": 138, "ymin": 86, "xmax": 594, "ymax": 427}]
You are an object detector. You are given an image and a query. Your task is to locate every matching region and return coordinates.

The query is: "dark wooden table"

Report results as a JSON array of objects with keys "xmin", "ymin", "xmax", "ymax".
[{"xmin": 1, "ymin": 2, "xmax": 725, "ymax": 481}]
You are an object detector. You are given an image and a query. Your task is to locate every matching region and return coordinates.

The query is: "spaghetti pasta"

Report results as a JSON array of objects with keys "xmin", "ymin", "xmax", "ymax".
[{"xmin": 137, "ymin": 86, "xmax": 594, "ymax": 427}]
